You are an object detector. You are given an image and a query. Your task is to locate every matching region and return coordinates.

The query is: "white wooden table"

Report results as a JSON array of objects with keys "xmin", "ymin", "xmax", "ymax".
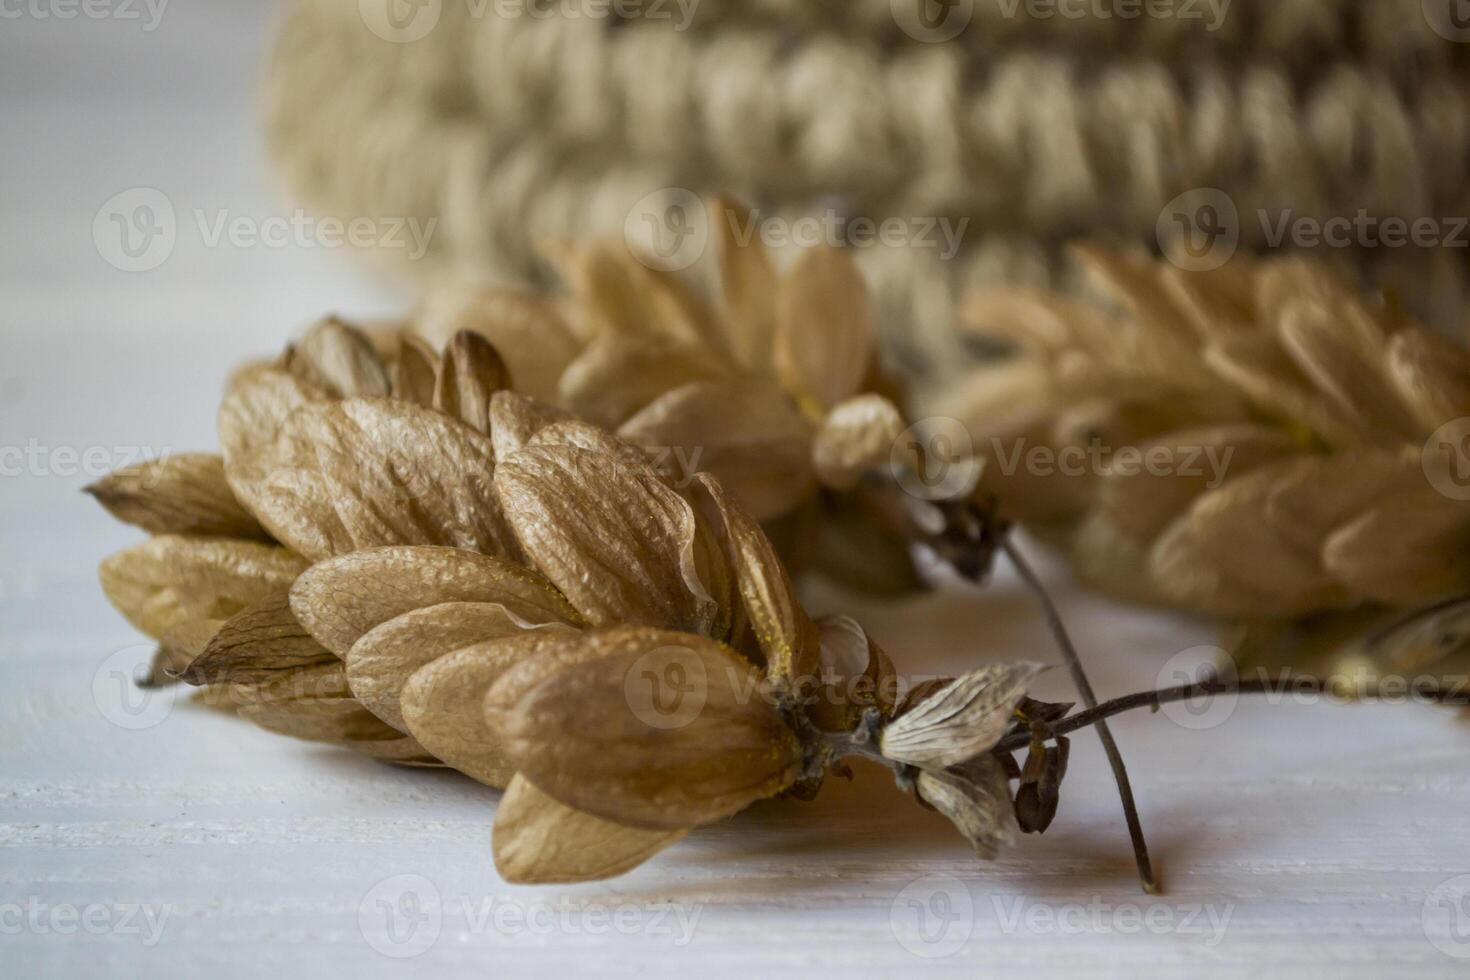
[{"xmin": 5, "ymin": 5, "xmax": 1470, "ymax": 976}]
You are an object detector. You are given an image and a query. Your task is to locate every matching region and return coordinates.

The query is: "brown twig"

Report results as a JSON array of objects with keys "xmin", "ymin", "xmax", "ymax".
[
  {"xmin": 995, "ymin": 674, "xmax": 1470, "ymax": 754},
  {"xmin": 999, "ymin": 535, "xmax": 1160, "ymax": 895}
]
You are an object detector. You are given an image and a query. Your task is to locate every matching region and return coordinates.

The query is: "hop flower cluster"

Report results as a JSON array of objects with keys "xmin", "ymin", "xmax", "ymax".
[
  {"xmin": 946, "ymin": 248, "xmax": 1470, "ymax": 679},
  {"xmin": 89, "ymin": 316, "xmax": 1041, "ymax": 882}
]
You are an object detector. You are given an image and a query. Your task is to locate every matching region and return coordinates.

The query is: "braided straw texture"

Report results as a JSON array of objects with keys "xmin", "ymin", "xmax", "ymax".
[
  {"xmin": 945, "ymin": 247, "xmax": 1470, "ymax": 621},
  {"xmin": 263, "ymin": 0, "xmax": 1470, "ymax": 376}
]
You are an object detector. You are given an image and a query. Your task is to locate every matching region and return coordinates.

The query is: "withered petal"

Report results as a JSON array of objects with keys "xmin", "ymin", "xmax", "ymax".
[
  {"xmin": 880, "ymin": 662, "xmax": 1044, "ymax": 769},
  {"xmin": 488, "ymin": 391, "xmax": 572, "ymax": 464},
  {"xmin": 710, "ymin": 195, "xmax": 778, "ymax": 372},
  {"xmin": 775, "ymin": 246, "xmax": 875, "ymax": 411},
  {"xmin": 690, "ymin": 474, "xmax": 819, "ymax": 685},
  {"xmin": 182, "ymin": 595, "xmax": 336, "ymax": 686},
  {"xmin": 811, "ymin": 394, "xmax": 906, "ymax": 492},
  {"xmin": 400, "ymin": 634, "xmax": 581, "ymax": 787},
  {"xmin": 558, "ymin": 333, "xmax": 731, "ymax": 428},
  {"xmin": 488, "ymin": 626, "xmax": 799, "ymax": 831},
  {"xmin": 917, "ymin": 757, "xmax": 1019, "ymax": 860},
  {"xmin": 227, "ymin": 398, "xmax": 517, "ymax": 562},
  {"xmin": 98, "ymin": 534, "xmax": 306, "ymax": 639},
  {"xmin": 418, "ymin": 285, "xmax": 581, "ymax": 403},
  {"xmin": 434, "ymin": 330, "xmax": 510, "ymax": 434},
  {"xmin": 217, "ymin": 365, "xmax": 328, "ymax": 465},
  {"xmin": 85, "ymin": 453, "xmax": 269, "ymax": 540},
  {"xmin": 493, "ymin": 775, "xmax": 686, "ymax": 884},
  {"xmin": 391, "ymin": 331, "xmax": 441, "ymax": 406},
  {"xmin": 618, "ymin": 379, "xmax": 816, "ymax": 522},
  {"xmin": 290, "ymin": 545, "xmax": 581, "ymax": 657},
  {"xmin": 495, "ymin": 443, "xmax": 717, "ymax": 633},
  {"xmin": 282, "ymin": 316, "xmax": 392, "ymax": 399},
  {"xmin": 348, "ymin": 601, "xmax": 570, "ymax": 731}
]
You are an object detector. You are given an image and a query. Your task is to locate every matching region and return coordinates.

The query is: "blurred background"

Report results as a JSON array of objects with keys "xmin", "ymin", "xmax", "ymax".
[
  {"xmin": 7, "ymin": 3, "xmax": 1470, "ymax": 976},
  {"xmin": 2, "ymin": 2, "xmax": 410, "ymax": 607}
]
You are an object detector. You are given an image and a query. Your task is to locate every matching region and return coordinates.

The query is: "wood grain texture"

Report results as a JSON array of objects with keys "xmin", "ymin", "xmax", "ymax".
[{"xmin": 3, "ymin": 4, "xmax": 1470, "ymax": 977}]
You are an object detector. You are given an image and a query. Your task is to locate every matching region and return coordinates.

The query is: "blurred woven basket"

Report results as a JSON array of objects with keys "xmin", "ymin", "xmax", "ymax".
[{"xmin": 264, "ymin": 0, "xmax": 1470, "ymax": 379}]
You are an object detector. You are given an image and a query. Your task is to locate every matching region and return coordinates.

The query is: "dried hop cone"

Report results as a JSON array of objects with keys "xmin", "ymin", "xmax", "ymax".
[
  {"xmin": 418, "ymin": 195, "xmax": 923, "ymax": 595},
  {"xmin": 943, "ymin": 247, "xmax": 1470, "ymax": 676},
  {"xmin": 90, "ymin": 315, "xmax": 1048, "ymax": 882}
]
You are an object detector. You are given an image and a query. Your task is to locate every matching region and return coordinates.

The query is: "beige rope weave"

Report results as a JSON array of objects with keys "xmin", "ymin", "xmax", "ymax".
[{"xmin": 263, "ymin": 0, "xmax": 1470, "ymax": 375}]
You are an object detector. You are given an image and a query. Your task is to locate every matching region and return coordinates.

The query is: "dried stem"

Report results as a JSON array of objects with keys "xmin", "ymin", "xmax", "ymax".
[
  {"xmin": 995, "ymin": 674, "xmax": 1470, "ymax": 754},
  {"xmin": 999, "ymin": 535, "xmax": 1159, "ymax": 895}
]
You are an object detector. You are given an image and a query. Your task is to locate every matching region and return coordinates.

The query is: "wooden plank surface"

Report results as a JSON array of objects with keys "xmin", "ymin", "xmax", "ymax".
[{"xmin": 4, "ymin": 4, "xmax": 1470, "ymax": 976}]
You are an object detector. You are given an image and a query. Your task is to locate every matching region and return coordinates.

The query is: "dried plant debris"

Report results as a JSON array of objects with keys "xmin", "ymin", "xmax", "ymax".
[
  {"xmin": 87, "ymin": 314, "xmax": 1072, "ymax": 883},
  {"xmin": 950, "ymin": 248, "xmax": 1470, "ymax": 682},
  {"xmin": 419, "ymin": 196, "xmax": 921, "ymax": 593},
  {"xmin": 89, "ymin": 253, "xmax": 1470, "ymax": 890}
]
